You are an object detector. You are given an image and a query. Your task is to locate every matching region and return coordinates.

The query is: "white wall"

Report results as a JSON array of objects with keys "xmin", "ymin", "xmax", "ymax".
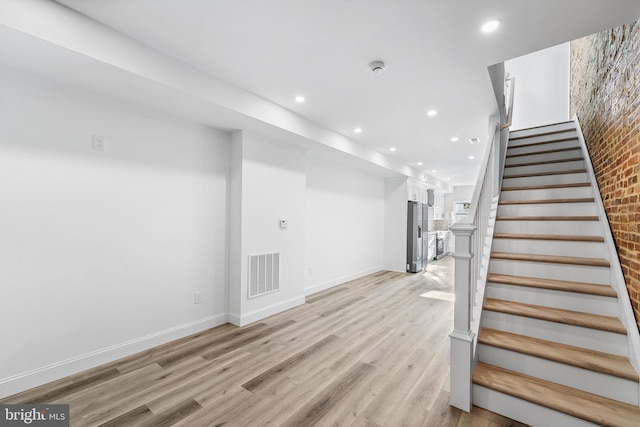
[
  {"xmin": 228, "ymin": 131, "xmax": 306, "ymax": 326},
  {"xmin": 506, "ymin": 43, "xmax": 570, "ymax": 130},
  {"xmin": 444, "ymin": 185, "xmax": 475, "ymax": 221},
  {"xmin": 0, "ymin": 68, "xmax": 231, "ymax": 396},
  {"xmin": 384, "ymin": 178, "xmax": 409, "ymax": 272},
  {"xmin": 305, "ymin": 156, "xmax": 385, "ymax": 294}
]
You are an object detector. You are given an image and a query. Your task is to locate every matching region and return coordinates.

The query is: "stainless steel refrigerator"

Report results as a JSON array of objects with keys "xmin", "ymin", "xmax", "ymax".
[{"xmin": 407, "ymin": 201, "xmax": 429, "ymax": 272}]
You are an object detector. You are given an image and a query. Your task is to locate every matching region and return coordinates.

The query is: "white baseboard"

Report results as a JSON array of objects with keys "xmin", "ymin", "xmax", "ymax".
[
  {"xmin": 304, "ymin": 266, "xmax": 383, "ymax": 296},
  {"xmin": 0, "ymin": 313, "xmax": 228, "ymax": 399},
  {"xmin": 228, "ymin": 295, "xmax": 305, "ymax": 327}
]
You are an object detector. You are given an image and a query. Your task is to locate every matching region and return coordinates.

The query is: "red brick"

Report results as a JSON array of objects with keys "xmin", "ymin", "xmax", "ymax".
[{"xmin": 571, "ymin": 21, "xmax": 640, "ymax": 332}]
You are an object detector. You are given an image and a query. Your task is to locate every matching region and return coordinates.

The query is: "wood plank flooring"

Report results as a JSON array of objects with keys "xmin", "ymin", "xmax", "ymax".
[{"xmin": 1, "ymin": 256, "xmax": 528, "ymax": 427}]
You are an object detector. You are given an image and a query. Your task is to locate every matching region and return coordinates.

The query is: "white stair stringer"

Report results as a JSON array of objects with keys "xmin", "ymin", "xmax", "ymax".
[{"xmin": 472, "ymin": 120, "xmax": 640, "ymax": 426}]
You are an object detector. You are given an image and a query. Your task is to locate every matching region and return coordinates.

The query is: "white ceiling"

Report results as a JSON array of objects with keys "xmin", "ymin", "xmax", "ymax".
[{"xmin": 16, "ymin": 1, "xmax": 640, "ymax": 185}]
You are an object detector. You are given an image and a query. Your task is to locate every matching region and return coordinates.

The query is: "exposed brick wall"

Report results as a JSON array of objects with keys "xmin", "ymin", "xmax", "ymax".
[{"xmin": 570, "ymin": 21, "xmax": 640, "ymax": 331}]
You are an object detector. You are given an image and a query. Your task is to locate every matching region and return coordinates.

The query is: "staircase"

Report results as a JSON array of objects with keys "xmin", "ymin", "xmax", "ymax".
[{"xmin": 472, "ymin": 121, "xmax": 640, "ymax": 426}]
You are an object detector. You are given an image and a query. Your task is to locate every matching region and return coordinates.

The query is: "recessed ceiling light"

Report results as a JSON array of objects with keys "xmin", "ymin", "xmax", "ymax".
[
  {"xmin": 369, "ymin": 60, "xmax": 386, "ymax": 75},
  {"xmin": 432, "ymin": 169, "xmax": 437, "ymax": 173},
  {"xmin": 482, "ymin": 19, "xmax": 501, "ymax": 33},
  {"xmin": 295, "ymin": 95, "xmax": 305, "ymax": 103},
  {"xmin": 451, "ymin": 137, "xmax": 459, "ymax": 142},
  {"xmin": 468, "ymin": 155, "xmax": 475, "ymax": 160},
  {"xmin": 446, "ymin": 177, "xmax": 451, "ymax": 180},
  {"xmin": 427, "ymin": 110, "xmax": 438, "ymax": 117},
  {"xmin": 417, "ymin": 162, "xmax": 423, "ymax": 166},
  {"xmin": 469, "ymin": 137, "xmax": 481, "ymax": 144},
  {"xmin": 389, "ymin": 147, "xmax": 396, "ymax": 152},
  {"xmin": 354, "ymin": 128, "xmax": 362, "ymax": 133}
]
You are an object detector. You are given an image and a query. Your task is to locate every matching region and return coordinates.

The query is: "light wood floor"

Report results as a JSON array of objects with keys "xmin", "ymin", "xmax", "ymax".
[{"xmin": 2, "ymin": 256, "xmax": 528, "ymax": 426}]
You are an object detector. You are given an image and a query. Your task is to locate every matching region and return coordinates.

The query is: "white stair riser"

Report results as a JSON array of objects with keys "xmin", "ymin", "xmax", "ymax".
[
  {"xmin": 489, "ymin": 259, "xmax": 610, "ymax": 284},
  {"xmin": 500, "ymin": 186, "xmax": 593, "ymax": 201},
  {"xmin": 477, "ymin": 345, "xmax": 639, "ymax": 405},
  {"xmin": 502, "ymin": 172, "xmax": 589, "ymax": 187},
  {"xmin": 504, "ymin": 160, "xmax": 585, "ymax": 176},
  {"xmin": 510, "ymin": 126, "xmax": 577, "ymax": 141},
  {"xmin": 494, "ymin": 220, "xmax": 602, "ymax": 236},
  {"xmin": 497, "ymin": 202, "xmax": 596, "ymax": 217},
  {"xmin": 486, "ymin": 282, "xmax": 617, "ymax": 316},
  {"xmin": 482, "ymin": 311, "xmax": 628, "ymax": 355},
  {"xmin": 505, "ymin": 149, "xmax": 582, "ymax": 164},
  {"xmin": 507, "ymin": 140, "xmax": 581, "ymax": 156},
  {"xmin": 491, "ymin": 238, "xmax": 605, "ymax": 258},
  {"xmin": 473, "ymin": 385, "xmax": 600, "ymax": 427}
]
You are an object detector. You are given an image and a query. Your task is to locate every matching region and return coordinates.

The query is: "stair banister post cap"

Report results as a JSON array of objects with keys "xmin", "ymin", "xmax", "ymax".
[{"xmin": 450, "ymin": 222, "xmax": 476, "ymax": 236}]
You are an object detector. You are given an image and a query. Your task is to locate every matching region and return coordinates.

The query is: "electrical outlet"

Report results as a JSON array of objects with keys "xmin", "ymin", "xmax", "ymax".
[
  {"xmin": 194, "ymin": 292, "xmax": 202, "ymax": 304},
  {"xmin": 308, "ymin": 268, "xmax": 312, "ymax": 276}
]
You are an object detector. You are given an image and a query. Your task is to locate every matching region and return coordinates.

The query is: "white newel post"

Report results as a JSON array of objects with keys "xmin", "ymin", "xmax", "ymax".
[{"xmin": 449, "ymin": 222, "xmax": 476, "ymax": 411}]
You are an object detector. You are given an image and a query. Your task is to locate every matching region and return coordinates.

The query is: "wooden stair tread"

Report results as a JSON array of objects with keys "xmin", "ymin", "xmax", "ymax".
[
  {"xmin": 506, "ymin": 146, "xmax": 581, "ymax": 159},
  {"xmin": 503, "ymin": 168, "xmax": 587, "ymax": 179},
  {"xmin": 473, "ymin": 363, "xmax": 640, "ymax": 427},
  {"xmin": 496, "ymin": 215, "xmax": 599, "ymax": 221},
  {"xmin": 492, "ymin": 233, "xmax": 604, "ymax": 242},
  {"xmin": 487, "ymin": 273, "xmax": 616, "ymax": 297},
  {"xmin": 491, "ymin": 251, "xmax": 610, "ymax": 267},
  {"xmin": 479, "ymin": 328, "xmax": 638, "ymax": 381},
  {"xmin": 498, "ymin": 197, "xmax": 594, "ymax": 205},
  {"xmin": 505, "ymin": 157, "xmax": 583, "ymax": 168},
  {"xmin": 501, "ymin": 182, "xmax": 591, "ymax": 191},
  {"xmin": 483, "ymin": 298, "xmax": 626, "ymax": 334}
]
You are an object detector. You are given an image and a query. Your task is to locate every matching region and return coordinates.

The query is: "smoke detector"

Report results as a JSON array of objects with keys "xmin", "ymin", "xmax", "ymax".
[{"xmin": 369, "ymin": 60, "xmax": 386, "ymax": 75}]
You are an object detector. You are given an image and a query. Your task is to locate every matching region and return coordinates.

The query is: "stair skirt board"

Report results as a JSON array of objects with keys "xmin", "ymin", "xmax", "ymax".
[
  {"xmin": 473, "ymin": 385, "xmax": 601, "ymax": 427},
  {"xmin": 488, "ymin": 259, "xmax": 610, "ymax": 284},
  {"xmin": 485, "ymin": 283, "xmax": 617, "ymax": 317},
  {"xmin": 477, "ymin": 345, "xmax": 638, "ymax": 405},
  {"xmin": 481, "ymin": 311, "xmax": 628, "ymax": 356}
]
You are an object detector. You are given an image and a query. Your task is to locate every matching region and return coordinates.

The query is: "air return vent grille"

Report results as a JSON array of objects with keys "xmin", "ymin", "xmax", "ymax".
[{"xmin": 248, "ymin": 253, "xmax": 280, "ymax": 298}]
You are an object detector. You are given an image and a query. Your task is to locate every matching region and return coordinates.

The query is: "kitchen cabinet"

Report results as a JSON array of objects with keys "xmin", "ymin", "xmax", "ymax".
[{"xmin": 406, "ymin": 179, "xmax": 428, "ymax": 204}]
